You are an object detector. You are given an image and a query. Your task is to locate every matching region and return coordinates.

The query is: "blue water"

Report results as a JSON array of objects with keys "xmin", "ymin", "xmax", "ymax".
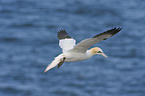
[{"xmin": 0, "ymin": 0, "xmax": 145, "ymax": 96}]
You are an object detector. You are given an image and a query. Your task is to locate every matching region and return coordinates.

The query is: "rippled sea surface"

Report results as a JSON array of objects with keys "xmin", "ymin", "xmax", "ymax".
[{"xmin": 0, "ymin": 0, "xmax": 145, "ymax": 96}]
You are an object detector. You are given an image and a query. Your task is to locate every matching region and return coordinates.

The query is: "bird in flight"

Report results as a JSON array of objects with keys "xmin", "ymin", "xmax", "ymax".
[{"xmin": 44, "ymin": 27, "xmax": 122, "ymax": 72}]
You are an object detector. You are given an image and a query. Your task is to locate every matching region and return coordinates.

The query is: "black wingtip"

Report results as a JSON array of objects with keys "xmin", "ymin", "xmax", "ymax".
[
  {"xmin": 110, "ymin": 27, "xmax": 122, "ymax": 36},
  {"xmin": 57, "ymin": 29, "xmax": 71, "ymax": 39},
  {"xmin": 93, "ymin": 27, "xmax": 122, "ymax": 38}
]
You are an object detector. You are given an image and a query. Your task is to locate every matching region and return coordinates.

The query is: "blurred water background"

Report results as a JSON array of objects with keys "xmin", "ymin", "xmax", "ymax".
[{"xmin": 0, "ymin": 0, "xmax": 145, "ymax": 96}]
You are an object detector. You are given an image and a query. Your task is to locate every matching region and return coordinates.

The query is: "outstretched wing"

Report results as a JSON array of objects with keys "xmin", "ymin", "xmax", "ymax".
[
  {"xmin": 68, "ymin": 27, "xmax": 122, "ymax": 53},
  {"xmin": 57, "ymin": 29, "xmax": 76, "ymax": 53}
]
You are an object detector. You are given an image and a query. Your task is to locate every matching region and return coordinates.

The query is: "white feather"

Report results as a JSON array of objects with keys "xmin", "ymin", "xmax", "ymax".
[
  {"xmin": 44, "ymin": 54, "xmax": 64, "ymax": 72},
  {"xmin": 59, "ymin": 38, "xmax": 76, "ymax": 52}
]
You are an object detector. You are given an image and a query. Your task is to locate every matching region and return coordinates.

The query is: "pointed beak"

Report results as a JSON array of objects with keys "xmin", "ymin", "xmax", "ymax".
[{"xmin": 100, "ymin": 53, "xmax": 108, "ymax": 58}]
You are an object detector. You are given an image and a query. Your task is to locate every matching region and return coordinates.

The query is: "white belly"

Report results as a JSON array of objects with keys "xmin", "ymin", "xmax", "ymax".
[{"xmin": 63, "ymin": 52, "xmax": 92, "ymax": 62}]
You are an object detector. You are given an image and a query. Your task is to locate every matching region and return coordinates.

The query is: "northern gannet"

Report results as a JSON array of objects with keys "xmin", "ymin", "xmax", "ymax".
[{"xmin": 44, "ymin": 27, "xmax": 122, "ymax": 72}]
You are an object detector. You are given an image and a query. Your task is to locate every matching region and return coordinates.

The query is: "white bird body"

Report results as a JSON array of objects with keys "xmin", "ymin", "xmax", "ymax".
[
  {"xmin": 44, "ymin": 27, "xmax": 122, "ymax": 72},
  {"xmin": 62, "ymin": 50, "xmax": 93, "ymax": 62},
  {"xmin": 44, "ymin": 50, "xmax": 93, "ymax": 71},
  {"xmin": 59, "ymin": 38, "xmax": 93, "ymax": 62}
]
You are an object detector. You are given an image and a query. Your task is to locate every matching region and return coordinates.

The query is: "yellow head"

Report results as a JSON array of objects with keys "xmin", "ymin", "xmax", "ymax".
[{"xmin": 89, "ymin": 47, "xmax": 108, "ymax": 58}]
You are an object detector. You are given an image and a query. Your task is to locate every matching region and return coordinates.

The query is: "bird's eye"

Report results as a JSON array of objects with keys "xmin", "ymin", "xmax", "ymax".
[{"xmin": 97, "ymin": 51, "xmax": 102, "ymax": 53}]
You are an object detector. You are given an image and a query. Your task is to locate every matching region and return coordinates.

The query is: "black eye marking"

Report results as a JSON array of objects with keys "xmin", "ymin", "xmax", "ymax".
[{"xmin": 97, "ymin": 51, "xmax": 102, "ymax": 53}]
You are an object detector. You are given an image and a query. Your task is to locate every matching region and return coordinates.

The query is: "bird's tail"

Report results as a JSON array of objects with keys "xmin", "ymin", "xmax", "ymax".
[{"xmin": 44, "ymin": 54, "xmax": 64, "ymax": 72}]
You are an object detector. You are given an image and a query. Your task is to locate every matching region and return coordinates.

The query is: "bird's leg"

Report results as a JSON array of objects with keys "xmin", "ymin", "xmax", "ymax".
[{"xmin": 57, "ymin": 57, "xmax": 66, "ymax": 69}]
